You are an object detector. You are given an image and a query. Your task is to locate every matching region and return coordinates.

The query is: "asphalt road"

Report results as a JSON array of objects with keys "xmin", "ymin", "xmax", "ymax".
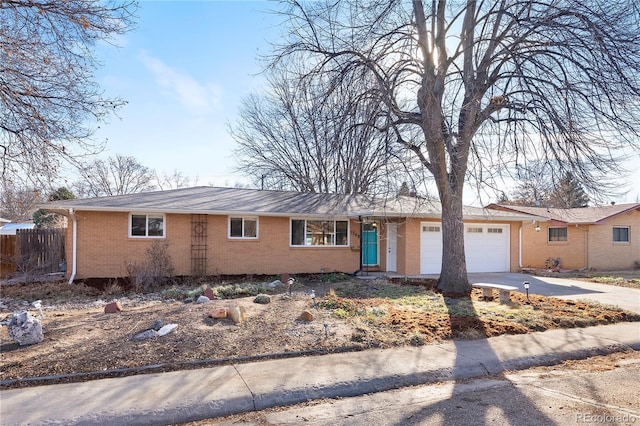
[{"xmin": 203, "ymin": 352, "xmax": 640, "ymax": 426}]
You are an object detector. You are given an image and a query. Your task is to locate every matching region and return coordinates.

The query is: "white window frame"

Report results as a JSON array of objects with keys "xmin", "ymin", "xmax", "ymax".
[
  {"xmin": 290, "ymin": 218, "xmax": 349, "ymax": 247},
  {"xmin": 612, "ymin": 226, "xmax": 630, "ymax": 243},
  {"xmin": 548, "ymin": 227, "xmax": 568, "ymax": 242},
  {"xmin": 129, "ymin": 213, "xmax": 165, "ymax": 238},
  {"xmin": 228, "ymin": 216, "xmax": 258, "ymax": 239}
]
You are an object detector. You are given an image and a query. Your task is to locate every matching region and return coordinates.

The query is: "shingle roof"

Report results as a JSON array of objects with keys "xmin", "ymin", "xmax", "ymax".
[
  {"xmin": 43, "ymin": 186, "xmax": 544, "ymax": 221},
  {"xmin": 487, "ymin": 203, "xmax": 640, "ymax": 224}
]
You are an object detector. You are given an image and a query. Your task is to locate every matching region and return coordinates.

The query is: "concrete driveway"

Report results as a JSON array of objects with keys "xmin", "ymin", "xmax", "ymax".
[{"xmin": 469, "ymin": 272, "xmax": 640, "ymax": 314}]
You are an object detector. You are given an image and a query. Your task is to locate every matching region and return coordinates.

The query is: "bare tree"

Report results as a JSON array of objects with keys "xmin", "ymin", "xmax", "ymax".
[
  {"xmin": 0, "ymin": 0, "xmax": 137, "ymax": 187},
  {"xmin": 508, "ymin": 163, "xmax": 552, "ymax": 206},
  {"xmin": 0, "ymin": 182, "xmax": 44, "ymax": 222},
  {"xmin": 156, "ymin": 169, "xmax": 192, "ymax": 190},
  {"xmin": 231, "ymin": 60, "xmax": 412, "ymax": 195},
  {"xmin": 270, "ymin": 0, "xmax": 640, "ymax": 293},
  {"xmin": 74, "ymin": 154, "xmax": 156, "ymax": 197}
]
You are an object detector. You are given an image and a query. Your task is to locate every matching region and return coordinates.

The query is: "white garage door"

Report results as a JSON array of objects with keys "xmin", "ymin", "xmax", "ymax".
[{"xmin": 420, "ymin": 222, "xmax": 510, "ymax": 274}]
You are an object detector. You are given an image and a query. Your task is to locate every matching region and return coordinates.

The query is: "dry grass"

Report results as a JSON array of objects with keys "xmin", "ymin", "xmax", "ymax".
[{"xmin": 1, "ymin": 277, "xmax": 638, "ymax": 390}]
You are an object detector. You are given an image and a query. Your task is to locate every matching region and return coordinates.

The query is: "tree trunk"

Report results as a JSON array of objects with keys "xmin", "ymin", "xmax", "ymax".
[{"xmin": 436, "ymin": 184, "xmax": 471, "ymax": 296}]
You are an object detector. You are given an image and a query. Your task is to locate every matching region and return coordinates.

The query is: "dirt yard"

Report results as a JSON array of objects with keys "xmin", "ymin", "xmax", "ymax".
[{"xmin": 1, "ymin": 276, "xmax": 638, "ymax": 390}]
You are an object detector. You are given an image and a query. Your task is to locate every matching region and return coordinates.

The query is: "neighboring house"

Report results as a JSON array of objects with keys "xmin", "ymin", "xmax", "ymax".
[
  {"xmin": 41, "ymin": 186, "xmax": 545, "ymax": 282},
  {"xmin": 486, "ymin": 203, "xmax": 640, "ymax": 271},
  {"xmin": 0, "ymin": 222, "xmax": 37, "ymax": 235}
]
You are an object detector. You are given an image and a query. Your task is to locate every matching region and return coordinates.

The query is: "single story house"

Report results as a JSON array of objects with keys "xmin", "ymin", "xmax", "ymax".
[
  {"xmin": 41, "ymin": 186, "xmax": 546, "ymax": 282},
  {"xmin": 486, "ymin": 203, "xmax": 640, "ymax": 270},
  {"xmin": 0, "ymin": 222, "xmax": 37, "ymax": 235}
]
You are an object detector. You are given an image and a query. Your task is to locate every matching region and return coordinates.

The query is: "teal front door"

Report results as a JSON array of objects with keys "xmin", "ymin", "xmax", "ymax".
[{"xmin": 362, "ymin": 225, "xmax": 378, "ymax": 266}]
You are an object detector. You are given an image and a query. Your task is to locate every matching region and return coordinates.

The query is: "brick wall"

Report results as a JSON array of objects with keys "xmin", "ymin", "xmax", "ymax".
[
  {"xmin": 64, "ymin": 211, "xmax": 362, "ymax": 279},
  {"xmin": 520, "ymin": 210, "xmax": 640, "ymax": 270}
]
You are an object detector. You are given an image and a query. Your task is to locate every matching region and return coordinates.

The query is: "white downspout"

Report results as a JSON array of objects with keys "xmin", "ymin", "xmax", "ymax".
[
  {"xmin": 519, "ymin": 220, "xmax": 539, "ymax": 269},
  {"xmin": 68, "ymin": 208, "xmax": 77, "ymax": 284},
  {"xmin": 518, "ymin": 225, "xmax": 523, "ymax": 268}
]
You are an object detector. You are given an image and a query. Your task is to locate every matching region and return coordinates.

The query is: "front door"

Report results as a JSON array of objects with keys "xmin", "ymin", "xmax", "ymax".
[
  {"xmin": 386, "ymin": 223, "xmax": 397, "ymax": 272},
  {"xmin": 362, "ymin": 224, "xmax": 378, "ymax": 266}
]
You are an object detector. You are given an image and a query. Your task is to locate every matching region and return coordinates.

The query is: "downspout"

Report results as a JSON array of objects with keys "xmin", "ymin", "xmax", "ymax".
[
  {"xmin": 68, "ymin": 208, "xmax": 77, "ymax": 284},
  {"xmin": 518, "ymin": 225, "xmax": 523, "ymax": 269}
]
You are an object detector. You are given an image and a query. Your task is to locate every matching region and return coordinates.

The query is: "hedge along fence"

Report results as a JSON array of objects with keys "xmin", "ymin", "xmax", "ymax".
[{"xmin": 1, "ymin": 228, "xmax": 66, "ymax": 280}]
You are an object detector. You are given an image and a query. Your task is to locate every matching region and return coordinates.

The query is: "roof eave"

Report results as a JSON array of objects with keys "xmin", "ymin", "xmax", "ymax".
[{"xmin": 41, "ymin": 205, "xmax": 352, "ymax": 219}]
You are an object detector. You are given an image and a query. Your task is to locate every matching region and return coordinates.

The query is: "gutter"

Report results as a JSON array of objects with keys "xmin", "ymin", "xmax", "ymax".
[{"xmin": 68, "ymin": 208, "xmax": 77, "ymax": 284}]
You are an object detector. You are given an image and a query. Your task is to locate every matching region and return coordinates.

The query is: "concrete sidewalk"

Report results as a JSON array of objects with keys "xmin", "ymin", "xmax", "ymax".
[{"xmin": 1, "ymin": 322, "xmax": 639, "ymax": 426}]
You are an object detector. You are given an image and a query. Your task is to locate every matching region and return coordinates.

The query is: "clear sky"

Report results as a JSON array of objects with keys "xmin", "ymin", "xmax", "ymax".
[
  {"xmin": 92, "ymin": 0, "xmax": 639, "ymax": 205},
  {"xmin": 93, "ymin": 0, "xmax": 283, "ymax": 187}
]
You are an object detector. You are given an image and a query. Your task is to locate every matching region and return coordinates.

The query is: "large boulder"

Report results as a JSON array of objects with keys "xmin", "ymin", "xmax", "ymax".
[
  {"xmin": 297, "ymin": 310, "xmax": 314, "ymax": 322},
  {"xmin": 133, "ymin": 329, "xmax": 159, "ymax": 341},
  {"xmin": 104, "ymin": 301, "xmax": 123, "ymax": 314},
  {"xmin": 253, "ymin": 294, "xmax": 271, "ymax": 304},
  {"xmin": 209, "ymin": 307, "xmax": 228, "ymax": 319},
  {"xmin": 7, "ymin": 311, "xmax": 44, "ymax": 346},
  {"xmin": 228, "ymin": 305, "xmax": 247, "ymax": 324}
]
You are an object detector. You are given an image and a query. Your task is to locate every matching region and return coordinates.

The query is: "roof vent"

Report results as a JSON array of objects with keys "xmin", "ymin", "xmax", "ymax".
[{"xmin": 611, "ymin": 201, "xmax": 616, "ymax": 206}]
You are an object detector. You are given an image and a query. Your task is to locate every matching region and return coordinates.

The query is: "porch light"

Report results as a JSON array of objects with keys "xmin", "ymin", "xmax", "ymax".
[{"xmin": 534, "ymin": 225, "xmax": 541, "ymax": 232}]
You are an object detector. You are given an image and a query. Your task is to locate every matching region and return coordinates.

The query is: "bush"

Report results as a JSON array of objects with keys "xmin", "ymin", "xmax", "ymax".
[
  {"xmin": 210, "ymin": 283, "xmax": 269, "ymax": 299},
  {"xmin": 125, "ymin": 241, "xmax": 175, "ymax": 293}
]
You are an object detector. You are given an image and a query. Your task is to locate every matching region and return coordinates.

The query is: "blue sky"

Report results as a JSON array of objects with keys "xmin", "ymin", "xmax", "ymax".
[
  {"xmin": 92, "ymin": 0, "xmax": 639, "ymax": 204},
  {"xmin": 94, "ymin": 0, "xmax": 282, "ymax": 187}
]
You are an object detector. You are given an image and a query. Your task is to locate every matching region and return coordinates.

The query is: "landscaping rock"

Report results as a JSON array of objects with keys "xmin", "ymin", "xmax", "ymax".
[
  {"xmin": 150, "ymin": 319, "xmax": 164, "ymax": 331},
  {"xmin": 268, "ymin": 280, "xmax": 282, "ymax": 288},
  {"xmin": 209, "ymin": 307, "xmax": 228, "ymax": 319},
  {"xmin": 133, "ymin": 329, "xmax": 158, "ymax": 341},
  {"xmin": 297, "ymin": 310, "xmax": 314, "ymax": 322},
  {"xmin": 157, "ymin": 324, "xmax": 178, "ymax": 336},
  {"xmin": 104, "ymin": 301, "xmax": 123, "ymax": 314},
  {"xmin": 253, "ymin": 294, "xmax": 271, "ymax": 304},
  {"xmin": 196, "ymin": 295, "xmax": 210, "ymax": 304},
  {"xmin": 7, "ymin": 311, "xmax": 44, "ymax": 346},
  {"xmin": 203, "ymin": 288, "xmax": 216, "ymax": 300},
  {"xmin": 228, "ymin": 305, "xmax": 247, "ymax": 324}
]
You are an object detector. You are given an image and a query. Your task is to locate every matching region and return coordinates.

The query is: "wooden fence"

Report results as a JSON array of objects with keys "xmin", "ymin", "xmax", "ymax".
[
  {"xmin": 0, "ymin": 228, "xmax": 66, "ymax": 279},
  {"xmin": 0, "ymin": 235, "xmax": 16, "ymax": 277}
]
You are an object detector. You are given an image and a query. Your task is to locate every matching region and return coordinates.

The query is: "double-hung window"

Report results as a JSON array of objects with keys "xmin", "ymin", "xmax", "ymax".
[
  {"xmin": 130, "ymin": 214, "xmax": 165, "ymax": 238},
  {"xmin": 548, "ymin": 227, "xmax": 568, "ymax": 242},
  {"xmin": 613, "ymin": 226, "xmax": 630, "ymax": 243},
  {"xmin": 229, "ymin": 217, "xmax": 258, "ymax": 239},
  {"xmin": 291, "ymin": 219, "xmax": 349, "ymax": 246}
]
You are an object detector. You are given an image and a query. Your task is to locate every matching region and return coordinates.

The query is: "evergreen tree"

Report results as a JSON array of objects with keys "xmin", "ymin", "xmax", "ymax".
[
  {"xmin": 548, "ymin": 173, "xmax": 589, "ymax": 208},
  {"xmin": 33, "ymin": 187, "xmax": 76, "ymax": 228}
]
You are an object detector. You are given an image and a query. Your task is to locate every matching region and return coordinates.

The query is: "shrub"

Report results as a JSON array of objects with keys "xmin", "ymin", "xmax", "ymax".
[{"xmin": 125, "ymin": 241, "xmax": 175, "ymax": 293}]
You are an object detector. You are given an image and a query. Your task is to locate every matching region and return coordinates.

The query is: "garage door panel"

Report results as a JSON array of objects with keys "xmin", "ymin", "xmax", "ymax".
[{"xmin": 421, "ymin": 223, "xmax": 509, "ymax": 274}]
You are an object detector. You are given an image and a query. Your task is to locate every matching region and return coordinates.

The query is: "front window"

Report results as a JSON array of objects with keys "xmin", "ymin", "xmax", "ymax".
[
  {"xmin": 130, "ymin": 214, "xmax": 165, "ymax": 238},
  {"xmin": 548, "ymin": 227, "xmax": 568, "ymax": 242},
  {"xmin": 291, "ymin": 219, "xmax": 349, "ymax": 246},
  {"xmin": 229, "ymin": 217, "xmax": 258, "ymax": 239},
  {"xmin": 613, "ymin": 226, "xmax": 630, "ymax": 243}
]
